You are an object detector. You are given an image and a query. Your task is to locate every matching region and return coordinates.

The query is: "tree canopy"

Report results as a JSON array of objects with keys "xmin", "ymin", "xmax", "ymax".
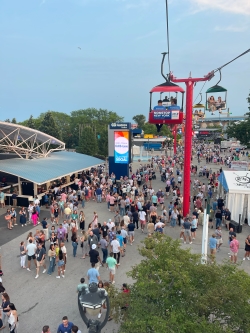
[
  {"xmin": 76, "ymin": 126, "xmax": 98, "ymax": 156},
  {"xmin": 226, "ymin": 118, "xmax": 250, "ymax": 146},
  {"xmin": 133, "ymin": 114, "xmax": 146, "ymax": 128},
  {"xmin": 112, "ymin": 234, "xmax": 250, "ymax": 333},
  {"xmin": 142, "ymin": 122, "xmax": 173, "ymax": 137},
  {"xmin": 18, "ymin": 108, "xmax": 123, "ymax": 157},
  {"xmin": 226, "ymin": 92, "xmax": 250, "ymax": 146},
  {"xmin": 38, "ymin": 111, "xmax": 61, "ymax": 140}
]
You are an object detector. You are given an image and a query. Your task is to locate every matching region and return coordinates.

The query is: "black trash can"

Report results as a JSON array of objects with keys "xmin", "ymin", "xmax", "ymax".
[{"xmin": 229, "ymin": 220, "xmax": 242, "ymax": 233}]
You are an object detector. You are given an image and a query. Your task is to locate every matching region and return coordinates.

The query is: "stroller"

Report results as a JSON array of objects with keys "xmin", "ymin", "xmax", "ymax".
[{"xmin": 198, "ymin": 171, "xmax": 203, "ymax": 177}]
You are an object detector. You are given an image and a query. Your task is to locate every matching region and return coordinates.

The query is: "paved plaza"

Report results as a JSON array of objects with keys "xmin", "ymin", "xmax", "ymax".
[{"xmin": 1, "ymin": 155, "xmax": 250, "ymax": 333}]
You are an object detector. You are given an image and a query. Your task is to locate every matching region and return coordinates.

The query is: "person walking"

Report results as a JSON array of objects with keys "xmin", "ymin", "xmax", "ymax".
[
  {"xmin": 243, "ymin": 235, "xmax": 250, "ymax": 261},
  {"xmin": 19, "ymin": 241, "xmax": 26, "ymax": 269},
  {"xmin": 80, "ymin": 230, "xmax": 88, "ymax": 259},
  {"xmin": 26, "ymin": 239, "xmax": 37, "ymax": 271},
  {"xmin": 100, "ymin": 235, "xmax": 108, "ymax": 264},
  {"xmin": 111, "ymin": 235, "xmax": 121, "ymax": 265},
  {"xmin": 89, "ymin": 244, "xmax": 102, "ymax": 270},
  {"xmin": 35, "ymin": 243, "xmax": 46, "ymax": 278},
  {"xmin": 209, "ymin": 234, "xmax": 217, "ymax": 260},
  {"xmin": 230, "ymin": 235, "xmax": 239, "ymax": 264},
  {"xmin": 191, "ymin": 216, "xmax": 197, "ymax": 240},
  {"xmin": 57, "ymin": 316, "xmax": 74, "ymax": 333},
  {"xmin": 71, "ymin": 232, "xmax": 78, "ymax": 258},
  {"xmin": 47, "ymin": 244, "xmax": 56, "ymax": 275},
  {"xmin": 106, "ymin": 252, "xmax": 118, "ymax": 285},
  {"xmin": 127, "ymin": 220, "xmax": 135, "ymax": 245},
  {"xmin": 56, "ymin": 249, "xmax": 65, "ymax": 279},
  {"xmin": 87, "ymin": 263, "xmax": 100, "ymax": 284},
  {"xmin": 183, "ymin": 218, "xmax": 192, "ymax": 244},
  {"xmin": 19, "ymin": 207, "xmax": 27, "ymax": 227},
  {"xmin": 215, "ymin": 226, "xmax": 223, "ymax": 252}
]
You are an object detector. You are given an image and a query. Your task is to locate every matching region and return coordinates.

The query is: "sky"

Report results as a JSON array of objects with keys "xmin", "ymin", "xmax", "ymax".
[{"xmin": 0, "ymin": 0, "xmax": 249, "ymax": 122}]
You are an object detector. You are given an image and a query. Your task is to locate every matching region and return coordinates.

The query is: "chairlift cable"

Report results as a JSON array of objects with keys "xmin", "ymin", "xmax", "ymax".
[
  {"xmin": 165, "ymin": 0, "xmax": 171, "ymax": 78},
  {"xmin": 214, "ymin": 48, "xmax": 250, "ymax": 73},
  {"xmin": 193, "ymin": 81, "xmax": 207, "ymax": 104}
]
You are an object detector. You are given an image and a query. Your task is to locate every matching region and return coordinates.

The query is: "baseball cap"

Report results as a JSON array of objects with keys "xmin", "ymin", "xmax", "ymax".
[{"xmin": 92, "ymin": 244, "xmax": 97, "ymax": 250}]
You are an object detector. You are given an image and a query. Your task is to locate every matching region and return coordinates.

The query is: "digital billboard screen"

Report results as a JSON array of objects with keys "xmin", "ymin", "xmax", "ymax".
[{"xmin": 114, "ymin": 131, "xmax": 129, "ymax": 164}]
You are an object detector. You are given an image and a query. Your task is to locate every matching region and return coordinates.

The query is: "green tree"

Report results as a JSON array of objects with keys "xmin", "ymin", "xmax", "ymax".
[
  {"xmin": 39, "ymin": 111, "xmax": 72, "ymax": 147},
  {"xmin": 71, "ymin": 108, "xmax": 123, "ymax": 148},
  {"xmin": 132, "ymin": 114, "xmax": 146, "ymax": 128},
  {"xmin": 97, "ymin": 128, "xmax": 108, "ymax": 157},
  {"xmin": 39, "ymin": 111, "xmax": 61, "ymax": 140},
  {"xmin": 11, "ymin": 118, "xmax": 17, "ymax": 124},
  {"xmin": 112, "ymin": 234, "xmax": 250, "ymax": 333},
  {"xmin": 4, "ymin": 119, "xmax": 10, "ymax": 123},
  {"xmin": 142, "ymin": 122, "xmax": 173, "ymax": 137},
  {"xmin": 26, "ymin": 115, "xmax": 36, "ymax": 129},
  {"xmin": 76, "ymin": 127, "xmax": 98, "ymax": 156}
]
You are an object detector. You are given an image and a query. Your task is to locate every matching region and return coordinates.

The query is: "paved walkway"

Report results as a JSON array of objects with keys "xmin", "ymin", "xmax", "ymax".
[{"xmin": 0, "ymin": 155, "xmax": 250, "ymax": 333}]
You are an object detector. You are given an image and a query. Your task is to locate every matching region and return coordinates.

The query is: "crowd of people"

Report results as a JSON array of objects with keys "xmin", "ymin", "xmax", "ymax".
[{"xmin": 1, "ymin": 141, "xmax": 250, "ymax": 332}]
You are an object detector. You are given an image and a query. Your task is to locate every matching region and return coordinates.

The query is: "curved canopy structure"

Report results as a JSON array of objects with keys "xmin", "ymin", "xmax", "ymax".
[
  {"xmin": 0, "ymin": 121, "xmax": 65, "ymax": 159},
  {"xmin": 150, "ymin": 81, "xmax": 185, "ymax": 93}
]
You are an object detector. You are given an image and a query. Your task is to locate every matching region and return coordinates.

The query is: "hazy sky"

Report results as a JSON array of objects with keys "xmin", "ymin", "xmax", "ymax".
[{"xmin": 0, "ymin": 0, "xmax": 249, "ymax": 122}]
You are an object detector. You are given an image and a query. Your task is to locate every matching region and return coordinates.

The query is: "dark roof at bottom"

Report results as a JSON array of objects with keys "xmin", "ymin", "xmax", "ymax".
[{"xmin": 0, "ymin": 151, "xmax": 104, "ymax": 184}]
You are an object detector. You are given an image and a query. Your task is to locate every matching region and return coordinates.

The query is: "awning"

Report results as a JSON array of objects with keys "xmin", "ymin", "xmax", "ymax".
[{"xmin": 0, "ymin": 151, "xmax": 104, "ymax": 184}]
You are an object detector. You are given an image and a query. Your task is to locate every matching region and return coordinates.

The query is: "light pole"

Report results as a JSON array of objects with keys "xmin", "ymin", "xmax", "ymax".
[{"xmin": 78, "ymin": 283, "xmax": 110, "ymax": 333}]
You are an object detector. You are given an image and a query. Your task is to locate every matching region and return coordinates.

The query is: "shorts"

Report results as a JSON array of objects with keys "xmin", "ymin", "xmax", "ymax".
[
  {"xmin": 109, "ymin": 268, "xmax": 115, "ymax": 275},
  {"xmin": 58, "ymin": 260, "xmax": 64, "ymax": 267},
  {"xmin": 153, "ymin": 203, "xmax": 157, "ymax": 207},
  {"xmin": 115, "ymin": 222, "xmax": 120, "ymax": 227},
  {"xmin": 217, "ymin": 238, "xmax": 223, "ymax": 245},
  {"xmin": 191, "ymin": 228, "xmax": 196, "ymax": 232},
  {"xmin": 65, "ymin": 215, "xmax": 70, "ymax": 220},
  {"xmin": 37, "ymin": 260, "xmax": 44, "ymax": 267},
  {"xmin": 123, "ymin": 238, "xmax": 127, "ymax": 244},
  {"xmin": 110, "ymin": 204, "xmax": 114, "ymax": 207},
  {"xmin": 184, "ymin": 229, "xmax": 191, "ymax": 236},
  {"xmin": 210, "ymin": 248, "xmax": 216, "ymax": 255},
  {"xmin": 128, "ymin": 231, "xmax": 134, "ymax": 237},
  {"xmin": 140, "ymin": 220, "xmax": 146, "ymax": 225},
  {"xmin": 230, "ymin": 251, "xmax": 237, "ymax": 256},
  {"xmin": 51, "ymin": 214, "xmax": 54, "ymax": 218},
  {"xmin": 0, "ymin": 199, "xmax": 4, "ymax": 204},
  {"xmin": 28, "ymin": 254, "xmax": 36, "ymax": 261}
]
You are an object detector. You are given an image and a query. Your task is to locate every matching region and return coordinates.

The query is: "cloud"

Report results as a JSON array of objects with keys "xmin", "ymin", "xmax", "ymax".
[
  {"xmin": 214, "ymin": 25, "xmax": 248, "ymax": 32},
  {"xmin": 189, "ymin": 0, "xmax": 250, "ymax": 15}
]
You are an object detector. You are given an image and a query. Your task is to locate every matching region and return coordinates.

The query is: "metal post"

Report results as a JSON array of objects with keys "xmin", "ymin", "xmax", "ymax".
[
  {"xmin": 173, "ymin": 125, "xmax": 177, "ymax": 155},
  {"xmin": 201, "ymin": 209, "xmax": 208, "ymax": 264},
  {"xmin": 182, "ymin": 80, "xmax": 194, "ymax": 216}
]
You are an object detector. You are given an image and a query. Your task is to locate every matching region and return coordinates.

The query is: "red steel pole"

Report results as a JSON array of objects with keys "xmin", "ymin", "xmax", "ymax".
[
  {"xmin": 182, "ymin": 81, "xmax": 194, "ymax": 217},
  {"xmin": 173, "ymin": 125, "xmax": 177, "ymax": 155},
  {"xmin": 170, "ymin": 72, "xmax": 213, "ymax": 217}
]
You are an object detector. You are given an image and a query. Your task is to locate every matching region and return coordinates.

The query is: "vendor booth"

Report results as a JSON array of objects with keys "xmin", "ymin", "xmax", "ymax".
[{"xmin": 218, "ymin": 171, "xmax": 250, "ymax": 226}]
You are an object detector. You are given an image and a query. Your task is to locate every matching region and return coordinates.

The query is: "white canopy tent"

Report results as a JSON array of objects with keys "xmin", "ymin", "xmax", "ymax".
[{"xmin": 218, "ymin": 171, "xmax": 250, "ymax": 225}]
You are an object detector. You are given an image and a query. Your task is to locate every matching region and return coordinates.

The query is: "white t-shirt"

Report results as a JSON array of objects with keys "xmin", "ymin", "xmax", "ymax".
[
  {"xmin": 139, "ymin": 211, "xmax": 146, "ymax": 221},
  {"xmin": 123, "ymin": 216, "xmax": 130, "ymax": 226},
  {"xmin": 111, "ymin": 239, "xmax": 120, "ymax": 253},
  {"xmin": 26, "ymin": 243, "xmax": 37, "ymax": 256},
  {"xmin": 61, "ymin": 245, "xmax": 67, "ymax": 257},
  {"xmin": 155, "ymin": 221, "xmax": 164, "ymax": 230},
  {"xmin": 107, "ymin": 221, "xmax": 115, "ymax": 230}
]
